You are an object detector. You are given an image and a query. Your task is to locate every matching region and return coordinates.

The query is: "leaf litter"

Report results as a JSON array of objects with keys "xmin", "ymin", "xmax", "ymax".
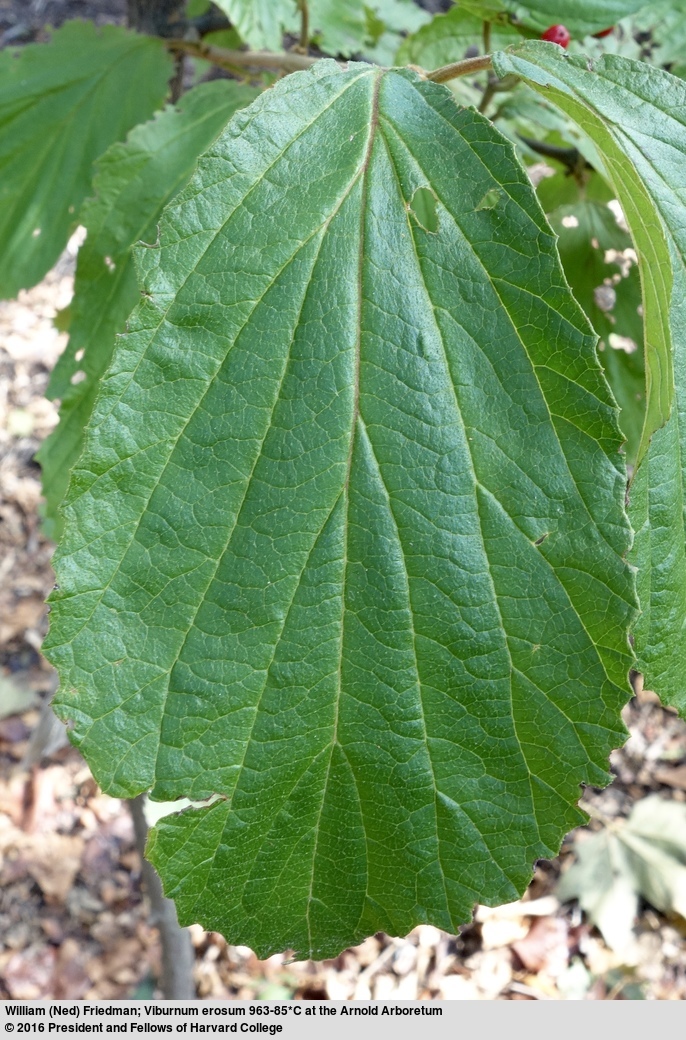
[{"xmin": 2, "ymin": 235, "xmax": 686, "ymax": 1002}]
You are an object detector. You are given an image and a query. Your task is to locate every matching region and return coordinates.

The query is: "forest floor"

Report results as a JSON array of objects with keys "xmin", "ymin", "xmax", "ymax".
[{"xmin": 2, "ymin": 240, "xmax": 686, "ymax": 1002}]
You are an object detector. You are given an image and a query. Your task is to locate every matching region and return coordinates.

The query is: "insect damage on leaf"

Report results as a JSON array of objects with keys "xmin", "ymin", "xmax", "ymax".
[
  {"xmin": 408, "ymin": 185, "xmax": 439, "ymax": 232},
  {"xmin": 476, "ymin": 187, "xmax": 503, "ymax": 211}
]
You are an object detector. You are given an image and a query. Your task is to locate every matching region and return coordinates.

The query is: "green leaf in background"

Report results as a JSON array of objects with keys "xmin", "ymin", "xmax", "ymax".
[
  {"xmin": 491, "ymin": 45, "xmax": 686, "ymax": 713},
  {"xmin": 210, "ymin": 0, "xmax": 291, "ymax": 49},
  {"xmin": 363, "ymin": 0, "xmax": 430, "ymax": 64},
  {"xmin": 36, "ymin": 80, "xmax": 259, "ymax": 539},
  {"xmin": 492, "ymin": 44, "xmax": 674, "ymax": 465},
  {"xmin": 503, "ymin": 1, "xmax": 648, "ymax": 38},
  {"xmin": 396, "ymin": 6, "xmax": 518, "ymax": 69},
  {"xmin": 534, "ymin": 168, "xmax": 613, "ymax": 213},
  {"xmin": 210, "ymin": 0, "xmax": 428, "ymax": 56},
  {"xmin": 549, "ymin": 201, "xmax": 645, "ymax": 463},
  {"xmin": 453, "ymin": 0, "xmax": 514, "ymax": 24},
  {"xmin": 634, "ymin": 0, "xmax": 686, "ymax": 69},
  {"xmin": 0, "ymin": 21, "xmax": 172, "ymax": 300},
  {"xmin": 46, "ymin": 62, "xmax": 634, "ymax": 958}
]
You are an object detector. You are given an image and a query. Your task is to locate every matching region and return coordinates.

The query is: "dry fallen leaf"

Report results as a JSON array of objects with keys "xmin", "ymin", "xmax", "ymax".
[
  {"xmin": 512, "ymin": 917, "xmax": 569, "ymax": 977},
  {"xmin": 21, "ymin": 832, "xmax": 84, "ymax": 902},
  {"xmin": 3, "ymin": 944, "xmax": 56, "ymax": 999},
  {"xmin": 559, "ymin": 795, "xmax": 686, "ymax": 953}
]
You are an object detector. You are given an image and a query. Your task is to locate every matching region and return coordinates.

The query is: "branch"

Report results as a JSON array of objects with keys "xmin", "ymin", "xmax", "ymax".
[
  {"xmin": 128, "ymin": 795, "xmax": 196, "ymax": 1000},
  {"xmin": 518, "ymin": 136, "xmax": 593, "ymax": 174},
  {"xmin": 189, "ymin": 5, "xmax": 232, "ymax": 36},
  {"xmin": 296, "ymin": 0, "xmax": 309, "ymax": 53},
  {"xmin": 167, "ymin": 38, "xmax": 320, "ymax": 74},
  {"xmin": 427, "ymin": 54, "xmax": 493, "ymax": 83}
]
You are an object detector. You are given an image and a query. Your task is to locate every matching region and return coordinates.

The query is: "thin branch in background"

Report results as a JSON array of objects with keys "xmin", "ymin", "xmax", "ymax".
[
  {"xmin": 128, "ymin": 795, "xmax": 196, "ymax": 1000},
  {"xmin": 169, "ymin": 52, "xmax": 185, "ymax": 103},
  {"xmin": 518, "ymin": 135, "xmax": 593, "ymax": 175},
  {"xmin": 477, "ymin": 21, "xmax": 498, "ymax": 115},
  {"xmin": 482, "ymin": 20, "xmax": 492, "ymax": 55},
  {"xmin": 478, "ymin": 78, "xmax": 498, "ymax": 114},
  {"xmin": 167, "ymin": 38, "xmax": 320, "ymax": 75},
  {"xmin": 296, "ymin": 0, "xmax": 309, "ymax": 54}
]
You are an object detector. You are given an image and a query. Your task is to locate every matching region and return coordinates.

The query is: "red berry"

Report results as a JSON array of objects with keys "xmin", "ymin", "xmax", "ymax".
[
  {"xmin": 593, "ymin": 26, "xmax": 614, "ymax": 37},
  {"xmin": 541, "ymin": 24, "xmax": 571, "ymax": 48}
]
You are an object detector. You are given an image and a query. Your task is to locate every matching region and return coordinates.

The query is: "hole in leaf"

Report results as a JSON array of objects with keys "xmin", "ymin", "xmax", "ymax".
[
  {"xmin": 475, "ymin": 188, "xmax": 502, "ymax": 211},
  {"xmin": 32, "ymin": 227, "xmax": 41, "ymax": 238},
  {"xmin": 104, "ymin": 255, "xmax": 116, "ymax": 272},
  {"xmin": 561, "ymin": 214, "xmax": 579, "ymax": 228},
  {"xmin": 74, "ymin": 349, "xmax": 84, "ymax": 362},
  {"xmin": 71, "ymin": 370, "xmax": 86, "ymax": 385},
  {"xmin": 409, "ymin": 187, "xmax": 438, "ymax": 233},
  {"xmin": 534, "ymin": 532, "xmax": 549, "ymax": 546}
]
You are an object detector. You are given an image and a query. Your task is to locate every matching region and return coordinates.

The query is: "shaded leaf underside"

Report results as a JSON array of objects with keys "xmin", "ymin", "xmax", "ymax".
[
  {"xmin": 46, "ymin": 63, "xmax": 634, "ymax": 957},
  {"xmin": 492, "ymin": 45, "xmax": 686, "ymax": 715},
  {"xmin": 493, "ymin": 45, "xmax": 673, "ymax": 467}
]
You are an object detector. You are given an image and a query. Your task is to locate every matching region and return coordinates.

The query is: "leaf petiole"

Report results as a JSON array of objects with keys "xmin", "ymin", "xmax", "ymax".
[{"xmin": 426, "ymin": 53, "xmax": 494, "ymax": 83}]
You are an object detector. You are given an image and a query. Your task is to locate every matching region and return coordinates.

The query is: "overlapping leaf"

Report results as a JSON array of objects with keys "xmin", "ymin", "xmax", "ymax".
[
  {"xmin": 492, "ymin": 44, "xmax": 686, "ymax": 713},
  {"xmin": 37, "ymin": 80, "xmax": 258, "ymax": 538},
  {"xmin": 493, "ymin": 45, "xmax": 674, "ymax": 463},
  {"xmin": 0, "ymin": 21, "xmax": 172, "ymax": 299},
  {"xmin": 46, "ymin": 62, "xmax": 634, "ymax": 957}
]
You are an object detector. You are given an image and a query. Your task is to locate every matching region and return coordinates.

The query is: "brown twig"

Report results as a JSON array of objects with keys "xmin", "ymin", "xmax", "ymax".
[
  {"xmin": 128, "ymin": 795, "xmax": 196, "ymax": 999},
  {"xmin": 482, "ymin": 20, "xmax": 492, "ymax": 55},
  {"xmin": 518, "ymin": 135, "xmax": 593, "ymax": 175},
  {"xmin": 169, "ymin": 51, "xmax": 185, "ymax": 103},
  {"xmin": 427, "ymin": 53, "xmax": 493, "ymax": 83},
  {"xmin": 167, "ymin": 37, "xmax": 320, "ymax": 75}
]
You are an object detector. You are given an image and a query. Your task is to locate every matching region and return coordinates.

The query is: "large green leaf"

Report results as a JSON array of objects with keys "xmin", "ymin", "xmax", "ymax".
[
  {"xmin": 36, "ymin": 80, "xmax": 259, "ymax": 539},
  {"xmin": 0, "ymin": 21, "xmax": 172, "ymax": 299},
  {"xmin": 548, "ymin": 201, "xmax": 645, "ymax": 463},
  {"xmin": 45, "ymin": 62, "xmax": 634, "ymax": 958},
  {"xmin": 491, "ymin": 45, "xmax": 686, "ymax": 711},
  {"xmin": 493, "ymin": 44, "xmax": 674, "ymax": 464}
]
